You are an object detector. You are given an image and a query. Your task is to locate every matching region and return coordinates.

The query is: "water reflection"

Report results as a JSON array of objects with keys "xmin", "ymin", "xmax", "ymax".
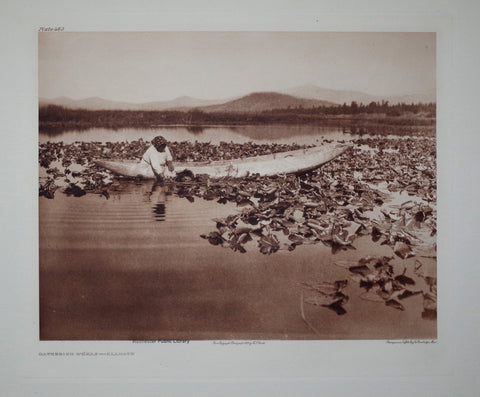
[
  {"xmin": 139, "ymin": 181, "xmax": 168, "ymax": 222},
  {"xmin": 152, "ymin": 203, "xmax": 166, "ymax": 221},
  {"xmin": 185, "ymin": 125, "xmax": 205, "ymax": 134},
  {"xmin": 150, "ymin": 184, "xmax": 167, "ymax": 222},
  {"xmin": 39, "ymin": 122, "xmax": 434, "ymax": 148}
]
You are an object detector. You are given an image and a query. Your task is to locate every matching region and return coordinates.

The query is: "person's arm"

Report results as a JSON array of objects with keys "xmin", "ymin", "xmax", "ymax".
[{"xmin": 165, "ymin": 146, "xmax": 175, "ymax": 172}]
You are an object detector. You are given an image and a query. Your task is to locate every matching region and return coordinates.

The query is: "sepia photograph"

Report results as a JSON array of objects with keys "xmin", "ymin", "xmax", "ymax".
[
  {"xmin": 3, "ymin": 0, "xmax": 480, "ymax": 394},
  {"xmin": 38, "ymin": 31, "xmax": 437, "ymax": 341}
]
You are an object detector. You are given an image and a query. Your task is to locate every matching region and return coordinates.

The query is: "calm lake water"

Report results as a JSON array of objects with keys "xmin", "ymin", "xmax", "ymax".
[
  {"xmin": 39, "ymin": 124, "xmax": 352, "ymax": 145},
  {"xmin": 39, "ymin": 126, "xmax": 436, "ymax": 340}
]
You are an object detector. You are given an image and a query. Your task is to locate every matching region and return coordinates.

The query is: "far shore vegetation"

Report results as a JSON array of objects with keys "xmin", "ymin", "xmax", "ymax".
[{"xmin": 39, "ymin": 101, "xmax": 436, "ymax": 136}]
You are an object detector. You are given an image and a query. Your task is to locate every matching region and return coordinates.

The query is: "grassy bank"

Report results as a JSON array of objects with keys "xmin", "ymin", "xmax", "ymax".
[{"xmin": 39, "ymin": 104, "xmax": 436, "ymax": 136}]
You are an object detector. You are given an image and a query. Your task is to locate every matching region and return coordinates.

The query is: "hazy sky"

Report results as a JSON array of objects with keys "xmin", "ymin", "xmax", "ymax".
[{"xmin": 39, "ymin": 32, "xmax": 435, "ymax": 103}]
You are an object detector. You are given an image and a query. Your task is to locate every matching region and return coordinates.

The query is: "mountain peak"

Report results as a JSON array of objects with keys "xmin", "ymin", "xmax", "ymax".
[{"xmin": 198, "ymin": 91, "xmax": 336, "ymax": 113}]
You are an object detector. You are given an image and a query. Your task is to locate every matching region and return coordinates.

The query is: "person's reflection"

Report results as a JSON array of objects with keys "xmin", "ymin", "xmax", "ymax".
[
  {"xmin": 143, "ymin": 181, "xmax": 168, "ymax": 222},
  {"xmin": 152, "ymin": 202, "xmax": 166, "ymax": 221}
]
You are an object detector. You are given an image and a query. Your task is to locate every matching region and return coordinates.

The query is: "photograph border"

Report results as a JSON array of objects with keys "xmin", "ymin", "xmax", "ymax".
[{"xmin": 2, "ymin": 1, "xmax": 479, "ymax": 395}]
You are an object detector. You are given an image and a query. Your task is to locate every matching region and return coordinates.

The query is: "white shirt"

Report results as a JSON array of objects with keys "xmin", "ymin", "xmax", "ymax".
[{"xmin": 141, "ymin": 145, "xmax": 173, "ymax": 175}]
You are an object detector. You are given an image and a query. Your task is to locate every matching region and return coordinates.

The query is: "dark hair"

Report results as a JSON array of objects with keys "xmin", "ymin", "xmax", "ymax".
[{"xmin": 152, "ymin": 136, "xmax": 167, "ymax": 152}]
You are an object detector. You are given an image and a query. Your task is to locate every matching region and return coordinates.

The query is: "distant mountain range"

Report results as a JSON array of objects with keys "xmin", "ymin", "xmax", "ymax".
[
  {"xmin": 281, "ymin": 84, "xmax": 436, "ymax": 106},
  {"xmin": 38, "ymin": 95, "xmax": 227, "ymax": 111},
  {"xmin": 39, "ymin": 85, "xmax": 436, "ymax": 113}
]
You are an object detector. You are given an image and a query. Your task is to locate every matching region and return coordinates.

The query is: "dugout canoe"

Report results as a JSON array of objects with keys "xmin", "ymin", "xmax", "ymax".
[{"xmin": 94, "ymin": 143, "xmax": 351, "ymax": 179}]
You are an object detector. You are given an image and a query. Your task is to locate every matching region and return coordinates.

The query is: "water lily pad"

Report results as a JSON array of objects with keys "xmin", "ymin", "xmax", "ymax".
[
  {"xmin": 201, "ymin": 232, "xmax": 225, "ymax": 246},
  {"xmin": 64, "ymin": 183, "xmax": 86, "ymax": 197},
  {"xmin": 349, "ymin": 264, "xmax": 371, "ymax": 276},
  {"xmin": 385, "ymin": 299, "xmax": 405, "ymax": 311},
  {"xmin": 394, "ymin": 241, "xmax": 414, "ymax": 259},
  {"xmin": 325, "ymin": 300, "xmax": 347, "ymax": 315},
  {"xmin": 258, "ymin": 233, "xmax": 280, "ymax": 255},
  {"xmin": 397, "ymin": 289, "xmax": 422, "ymax": 300},
  {"xmin": 302, "ymin": 279, "xmax": 349, "ymax": 315},
  {"xmin": 394, "ymin": 274, "xmax": 415, "ymax": 286}
]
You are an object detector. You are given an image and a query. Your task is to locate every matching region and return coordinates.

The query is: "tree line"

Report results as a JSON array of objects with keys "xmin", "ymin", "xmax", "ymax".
[
  {"xmin": 39, "ymin": 101, "xmax": 436, "ymax": 131},
  {"xmin": 264, "ymin": 101, "xmax": 436, "ymax": 117}
]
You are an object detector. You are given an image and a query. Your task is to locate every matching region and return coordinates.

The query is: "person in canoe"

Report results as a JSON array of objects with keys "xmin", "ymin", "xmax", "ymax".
[{"xmin": 141, "ymin": 135, "xmax": 175, "ymax": 180}]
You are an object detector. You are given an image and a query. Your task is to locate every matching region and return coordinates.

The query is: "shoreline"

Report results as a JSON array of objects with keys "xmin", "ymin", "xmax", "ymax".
[{"xmin": 39, "ymin": 121, "xmax": 436, "ymax": 139}]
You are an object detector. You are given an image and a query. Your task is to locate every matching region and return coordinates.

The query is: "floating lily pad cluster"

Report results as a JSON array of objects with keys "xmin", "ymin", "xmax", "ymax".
[
  {"xmin": 341, "ymin": 137, "xmax": 436, "ymax": 203},
  {"xmin": 171, "ymin": 141, "xmax": 310, "ymax": 162},
  {"xmin": 373, "ymin": 201, "xmax": 436, "ymax": 259},
  {"xmin": 197, "ymin": 137, "xmax": 436, "ymax": 258},
  {"xmin": 198, "ymin": 170, "xmax": 388, "ymax": 255},
  {"xmin": 330, "ymin": 256, "xmax": 437, "ymax": 319},
  {"xmin": 39, "ymin": 140, "xmax": 122, "ymax": 198},
  {"xmin": 301, "ymin": 255, "xmax": 437, "ymax": 319},
  {"xmin": 413, "ymin": 259, "xmax": 438, "ymax": 320}
]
